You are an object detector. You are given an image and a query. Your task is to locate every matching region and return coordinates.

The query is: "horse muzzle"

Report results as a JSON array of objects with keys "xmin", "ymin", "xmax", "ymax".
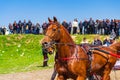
[{"xmin": 42, "ymin": 42, "xmax": 55, "ymax": 54}]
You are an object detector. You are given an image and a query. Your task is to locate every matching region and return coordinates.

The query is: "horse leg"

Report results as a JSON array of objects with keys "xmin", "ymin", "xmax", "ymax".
[
  {"xmin": 51, "ymin": 68, "xmax": 57, "ymax": 80},
  {"xmin": 102, "ymin": 73, "xmax": 110, "ymax": 80},
  {"xmin": 88, "ymin": 75, "xmax": 94, "ymax": 80},
  {"xmin": 77, "ymin": 75, "xmax": 86, "ymax": 80},
  {"xmin": 56, "ymin": 74, "xmax": 66, "ymax": 80}
]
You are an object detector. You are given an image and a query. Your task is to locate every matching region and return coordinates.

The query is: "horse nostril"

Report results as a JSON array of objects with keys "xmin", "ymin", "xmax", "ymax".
[
  {"xmin": 49, "ymin": 51, "xmax": 53, "ymax": 54},
  {"xmin": 42, "ymin": 42, "xmax": 49, "ymax": 48},
  {"xmin": 44, "ymin": 42, "xmax": 48, "ymax": 44},
  {"xmin": 42, "ymin": 42, "xmax": 47, "ymax": 45}
]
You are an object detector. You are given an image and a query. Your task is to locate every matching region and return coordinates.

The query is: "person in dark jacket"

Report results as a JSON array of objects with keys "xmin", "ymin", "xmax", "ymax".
[
  {"xmin": 91, "ymin": 36, "xmax": 102, "ymax": 46},
  {"xmin": 18, "ymin": 20, "xmax": 22, "ymax": 34},
  {"xmin": 13, "ymin": 21, "xmax": 18, "ymax": 34},
  {"xmin": 79, "ymin": 21, "xmax": 83, "ymax": 34},
  {"xmin": 88, "ymin": 18, "xmax": 95, "ymax": 34},
  {"xmin": 68, "ymin": 22, "xmax": 72, "ymax": 34},
  {"xmin": 62, "ymin": 20, "xmax": 69, "ymax": 30},
  {"xmin": 27, "ymin": 20, "xmax": 32, "ymax": 33},
  {"xmin": 42, "ymin": 22, "xmax": 48, "ymax": 34},
  {"xmin": 42, "ymin": 48, "xmax": 48, "ymax": 67}
]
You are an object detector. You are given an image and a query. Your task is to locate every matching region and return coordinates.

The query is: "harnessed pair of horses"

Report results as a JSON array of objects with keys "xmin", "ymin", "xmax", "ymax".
[{"xmin": 42, "ymin": 17, "xmax": 120, "ymax": 80}]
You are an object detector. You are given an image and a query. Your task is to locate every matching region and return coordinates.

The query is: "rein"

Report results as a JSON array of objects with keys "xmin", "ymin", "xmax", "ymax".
[
  {"xmin": 90, "ymin": 48, "xmax": 120, "ymax": 58},
  {"xmin": 43, "ymin": 34, "xmax": 76, "ymax": 49}
]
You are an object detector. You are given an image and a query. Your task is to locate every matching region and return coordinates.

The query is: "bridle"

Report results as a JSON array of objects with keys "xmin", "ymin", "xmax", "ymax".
[
  {"xmin": 42, "ymin": 23, "xmax": 61, "ymax": 51},
  {"xmin": 42, "ymin": 22, "xmax": 76, "ymax": 53}
]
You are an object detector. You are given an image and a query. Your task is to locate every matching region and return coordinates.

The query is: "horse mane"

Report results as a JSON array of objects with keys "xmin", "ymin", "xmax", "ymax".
[{"xmin": 60, "ymin": 24, "xmax": 75, "ymax": 44}]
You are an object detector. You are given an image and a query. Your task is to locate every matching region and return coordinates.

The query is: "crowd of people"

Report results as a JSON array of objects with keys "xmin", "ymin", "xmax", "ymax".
[
  {"xmin": 62, "ymin": 18, "xmax": 120, "ymax": 39},
  {"xmin": 0, "ymin": 20, "xmax": 42, "ymax": 35},
  {"xmin": 0, "ymin": 18, "xmax": 120, "ymax": 38}
]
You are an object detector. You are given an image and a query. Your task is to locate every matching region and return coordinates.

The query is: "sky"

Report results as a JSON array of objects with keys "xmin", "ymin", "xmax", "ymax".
[{"xmin": 0, "ymin": 0, "xmax": 120, "ymax": 27}]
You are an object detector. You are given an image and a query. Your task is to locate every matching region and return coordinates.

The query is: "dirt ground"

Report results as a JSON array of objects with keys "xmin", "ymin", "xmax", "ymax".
[{"xmin": 0, "ymin": 69, "xmax": 120, "ymax": 80}]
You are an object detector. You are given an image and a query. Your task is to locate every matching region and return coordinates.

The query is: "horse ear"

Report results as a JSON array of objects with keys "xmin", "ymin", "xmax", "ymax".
[
  {"xmin": 53, "ymin": 16, "xmax": 57, "ymax": 22},
  {"xmin": 48, "ymin": 17, "xmax": 52, "ymax": 22}
]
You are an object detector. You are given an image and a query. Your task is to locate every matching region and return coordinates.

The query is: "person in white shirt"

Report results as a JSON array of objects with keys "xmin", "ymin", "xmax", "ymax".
[{"xmin": 72, "ymin": 19, "xmax": 78, "ymax": 34}]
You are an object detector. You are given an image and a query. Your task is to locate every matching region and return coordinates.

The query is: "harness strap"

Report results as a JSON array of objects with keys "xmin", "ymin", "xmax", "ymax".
[
  {"xmin": 75, "ymin": 45, "xmax": 79, "ymax": 60},
  {"xmin": 87, "ymin": 47, "xmax": 109, "ymax": 79}
]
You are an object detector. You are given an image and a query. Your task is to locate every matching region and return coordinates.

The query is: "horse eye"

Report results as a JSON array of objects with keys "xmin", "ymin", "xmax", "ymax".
[{"xmin": 52, "ymin": 29, "xmax": 56, "ymax": 31}]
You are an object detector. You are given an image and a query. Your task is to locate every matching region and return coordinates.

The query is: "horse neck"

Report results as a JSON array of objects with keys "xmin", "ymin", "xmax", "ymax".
[
  {"xmin": 109, "ymin": 42, "xmax": 120, "ymax": 53},
  {"xmin": 59, "ymin": 26, "xmax": 75, "ymax": 44},
  {"xmin": 56, "ymin": 27, "xmax": 75, "ymax": 58}
]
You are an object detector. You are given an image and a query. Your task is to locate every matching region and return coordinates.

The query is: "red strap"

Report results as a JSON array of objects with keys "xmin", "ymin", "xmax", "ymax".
[
  {"xmin": 61, "ymin": 57, "xmax": 74, "ymax": 61},
  {"xmin": 110, "ymin": 53, "xmax": 120, "ymax": 58}
]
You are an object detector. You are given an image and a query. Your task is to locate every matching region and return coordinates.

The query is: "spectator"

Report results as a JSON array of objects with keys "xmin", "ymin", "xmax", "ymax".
[
  {"xmin": 118, "ymin": 20, "xmax": 120, "ymax": 36},
  {"xmin": 42, "ymin": 22, "xmax": 48, "ymax": 34},
  {"xmin": 88, "ymin": 18, "xmax": 95, "ymax": 34},
  {"xmin": 106, "ymin": 19, "xmax": 111, "ymax": 35},
  {"xmin": 110, "ymin": 19, "xmax": 115, "ymax": 33},
  {"xmin": 94, "ymin": 20, "xmax": 99, "ymax": 34},
  {"xmin": 110, "ymin": 29, "xmax": 116, "ymax": 40},
  {"xmin": 25, "ymin": 25, "xmax": 29, "ymax": 34},
  {"xmin": 27, "ymin": 20, "xmax": 32, "ymax": 33},
  {"xmin": 68, "ymin": 22, "xmax": 72, "ymax": 34},
  {"xmin": 103, "ymin": 37, "xmax": 111, "ymax": 46},
  {"xmin": 2, "ymin": 26, "xmax": 6, "ymax": 35},
  {"xmin": 101, "ymin": 19, "xmax": 106, "ymax": 35},
  {"xmin": 22, "ymin": 20, "xmax": 27, "ymax": 34},
  {"xmin": 42, "ymin": 48, "xmax": 48, "ymax": 67},
  {"xmin": 114, "ymin": 19, "xmax": 119, "ymax": 39},
  {"xmin": 8, "ymin": 23, "xmax": 13, "ymax": 34},
  {"xmin": 72, "ymin": 19, "xmax": 78, "ymax": 34},
  {"xmin": 0, "ymin": 27, "xmax": 2, "ymax": 34},
  {"xmin": 91, "ymin": 36, "xmax": 102, "ymax": 46},
  {"xmin": 18, "ymin": 20, "xmax": 22, "ymax": 34},
  {"xmin": 83, "ymin": 20, "xmax": 88, "ymax": 34},
  {"xmin": 62, "ymin": 20, "xmax": 69, "ymax": 30},
  {"xmin": 79, "ymin": 21, "xmax": 83, "ymax": 34},
  {"xmin": 36, "ymin": 23, "xmax": 40, "ymax": 34},
  {"xmin": 31, "ymin": 24, "xmax": 35, "ymax": 34},
  {"xmin": 13, "ymin": 21, "xmax": 17, "ymax": 34},
  {"xmin": 81, "ymin": 37, "xmax": 89, "ymax": 44}
]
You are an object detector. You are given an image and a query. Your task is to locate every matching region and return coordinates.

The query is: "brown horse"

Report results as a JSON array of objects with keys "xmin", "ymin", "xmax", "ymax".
[
  {"xmin": 42, "ymin": 17, "xmax": 120, "ymax": 80},
  {"xmin": 89, "ymin": 41, "xmax": 120, "ymax": 80},
  {"xmin": 42, "ymin": 17, "xmax": 89, "ymax": 80}
]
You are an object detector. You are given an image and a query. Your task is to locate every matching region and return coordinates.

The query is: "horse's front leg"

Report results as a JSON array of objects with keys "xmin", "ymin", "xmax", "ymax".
[
  {"xmin": 56, "ymin": 74, "xmax": 66, "ymax": 80},
  {"xmin": 51, "ymin": 68, "xmax": 57, "ymax": 80},
  {"xmin": 102, "ymin": 73, "xmax": 110, "ymax": 80},
  {"xmin": 101, "ymin": 70, "xmax": 111, "ymax": 80}
]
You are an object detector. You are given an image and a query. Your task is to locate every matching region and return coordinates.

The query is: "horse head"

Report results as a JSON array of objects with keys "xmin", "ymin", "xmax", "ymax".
[{"xmin": 42, "ymin": 17, "xmax": 61, "ymax": 54}]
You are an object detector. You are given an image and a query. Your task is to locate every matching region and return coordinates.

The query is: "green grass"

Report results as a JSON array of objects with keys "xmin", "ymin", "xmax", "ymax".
[
  {"xmin": 0, "ymin": 34, "xmax": 119, "ymax": 74},
  {"xmin": 0, "ymin": 34, "xmax": 54, "ymax": 74}
]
